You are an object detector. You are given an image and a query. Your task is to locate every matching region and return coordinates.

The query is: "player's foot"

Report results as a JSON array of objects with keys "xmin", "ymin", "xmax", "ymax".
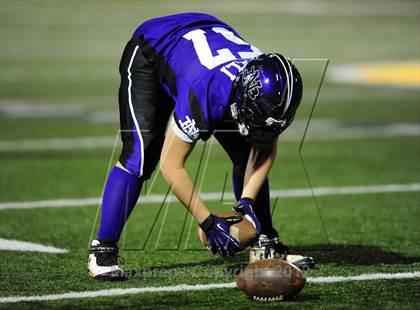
[
  {"xmin": 249, "ymin": 234, "xmax": 315, "ymax": 270},
  {"xmin": 88, "ymin": 239, "xmax": 125, "ymax": 280}
]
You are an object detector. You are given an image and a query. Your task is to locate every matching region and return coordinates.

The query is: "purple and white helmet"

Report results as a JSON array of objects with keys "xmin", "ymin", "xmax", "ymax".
[{"xmin": 229, "ymin": 53, "xmax": 303, "ymax": 144}]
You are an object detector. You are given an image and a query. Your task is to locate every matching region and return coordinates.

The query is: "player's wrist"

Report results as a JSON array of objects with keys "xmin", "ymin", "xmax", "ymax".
[
  {"xmin": 195, "ymin": 207, "xmax": 212, "ymax": 225},
  {"xmin": 234, "ymin": 197, "xmax": 261, "ymax": 236},
  {"xmin": 238, "ymin": 197, "xmax": 254, "ymax": 206},
  {"xmin": 234, "ymin": 197, "xmax": 254, "ymax": 213},
  {"xmin": 199, "ymin": 213, "xmax": 215, "ymax": 233}
]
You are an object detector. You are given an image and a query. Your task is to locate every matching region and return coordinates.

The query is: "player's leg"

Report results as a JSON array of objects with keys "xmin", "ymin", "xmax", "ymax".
[
  {"xmin": 89, "ymin": 38, "xmax": 173, "ymax": 280},
  {"xmin": 90, "ymin": 163, "xmax": 143, "ymax": 280}
]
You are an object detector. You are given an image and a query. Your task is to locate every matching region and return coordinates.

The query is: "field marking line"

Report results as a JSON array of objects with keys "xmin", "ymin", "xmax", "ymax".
[
  {"xmin": 1, "ymin": 271, "xmax": 419, "ymax": 303},
  {"xmin": 0, "ymin": 136, "xmax": 116, "ymax": 151},
  {"xmin": 0, "ymin": 238, "xmax": 67, "ymax": 254},
  {"xmin": 1, "ymin": 122, "xmax": 420, "ymax": 152},
  {"xmin": 308, "ymin": 271, "xmax": 420, "ymax": 283},
  {"xmin": 0, "ymin": 183, "xmax": 419, "ymax": 210}
]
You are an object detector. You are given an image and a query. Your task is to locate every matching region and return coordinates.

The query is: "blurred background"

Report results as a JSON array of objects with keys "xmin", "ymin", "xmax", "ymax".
[
  {"xmin": 1, "ymin": 0, "xmax": 418, "ymax": 200},
  {"xmin": 0, "ymin": 0, "xmax": 418, "ymax": 247},
  {"xmin": 1, "ymin": 0, "xmax": 419, "ymax": 248},
  {"xmin": 0, "ymin": 0, "xmax": 419, "ymax": 303}
]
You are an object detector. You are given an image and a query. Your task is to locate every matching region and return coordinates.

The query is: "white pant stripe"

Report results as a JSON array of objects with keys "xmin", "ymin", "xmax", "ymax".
[{"xmin": 126, "ymin": 45, "xmax": 144, "ymax": 176}]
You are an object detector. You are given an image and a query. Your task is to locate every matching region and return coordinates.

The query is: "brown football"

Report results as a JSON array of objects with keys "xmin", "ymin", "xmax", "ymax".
[
  {"xmin": 196, "ymin": 211, "xmax": 257, "ymax": 247},
  {"xmin": 236, "ymin": 259, "xmax": 306, "ymax": 301}
]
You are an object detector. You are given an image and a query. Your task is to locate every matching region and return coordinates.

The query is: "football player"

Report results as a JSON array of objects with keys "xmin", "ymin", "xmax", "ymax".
[{"xmin": 88, "ymin": 13, "xmax": 314, "ymax": 280}]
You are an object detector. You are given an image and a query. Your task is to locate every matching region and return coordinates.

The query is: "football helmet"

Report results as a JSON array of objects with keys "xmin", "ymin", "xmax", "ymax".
[{"xmin": 229, "ymin": 53, "xmax": 303, "ymax": 144}]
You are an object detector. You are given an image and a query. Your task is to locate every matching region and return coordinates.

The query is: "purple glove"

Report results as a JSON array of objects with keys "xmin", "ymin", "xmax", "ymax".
[
  {"xmin": 233, "ymin": 197, "xmax": 261, "ymax": 236},
  {"xmin": 199, "ymin": 214, "xmax": 244, "ymax": 257}
]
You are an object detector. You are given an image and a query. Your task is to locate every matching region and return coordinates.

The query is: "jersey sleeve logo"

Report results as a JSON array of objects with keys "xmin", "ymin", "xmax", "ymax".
[{"xmin": 179, "ymin": 116, "xmax": 199, "ymax": 139}]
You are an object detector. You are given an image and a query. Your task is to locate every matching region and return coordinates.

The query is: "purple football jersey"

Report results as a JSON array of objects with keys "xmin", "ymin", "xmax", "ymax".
[{"xmin": 134, "ymin": 13, "xmax": 261, "ymax": 142}]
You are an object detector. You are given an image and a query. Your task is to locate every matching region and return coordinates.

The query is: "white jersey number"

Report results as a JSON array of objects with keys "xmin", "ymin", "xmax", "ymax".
[{"xmin": 183, "ymin": 27, "xmax": 262, "ymax": 72}]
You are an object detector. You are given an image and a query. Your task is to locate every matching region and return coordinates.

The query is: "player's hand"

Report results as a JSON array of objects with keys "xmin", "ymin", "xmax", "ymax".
[
  {"xmin": 233, "ymin": 197, "xmax": 261, "ymax": 237},
  {"xmin": 199, "ymin": 214, "xmax": 244, "ymax": 257}
]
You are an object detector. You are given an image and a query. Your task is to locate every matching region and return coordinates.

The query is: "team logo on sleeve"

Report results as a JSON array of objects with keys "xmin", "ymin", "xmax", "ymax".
[
  {"xmin": 242, "ymin": 66, "xmax": 262, "ymax": 100},
  {"xmin": 179, "ymin": 116, "xmax": 199, "ymax": 139}
]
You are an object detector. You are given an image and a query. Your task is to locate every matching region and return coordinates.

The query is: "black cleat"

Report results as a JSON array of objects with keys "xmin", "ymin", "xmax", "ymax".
[
  {"xmin": 88, "ymin": 240, "xmax": 126, "ymax": 281},
  {"xmin": 249, "ymin": 234, "xmax": 315, "ymax": 270}
]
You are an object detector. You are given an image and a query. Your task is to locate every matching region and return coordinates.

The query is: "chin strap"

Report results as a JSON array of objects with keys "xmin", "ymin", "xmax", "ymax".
[{"xmin": 230, "ymin": 103, "xmax": 249, "ymax": 137}]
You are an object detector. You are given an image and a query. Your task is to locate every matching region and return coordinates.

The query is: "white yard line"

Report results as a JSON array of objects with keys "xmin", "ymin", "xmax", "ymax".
[
  {"xmin": 0, "ymin": 238, "xmax": 67, "ymax": 254},
  {"xmin": 1, "ymin": 271, "xmax": 419, "ymax": 303},
  {"xmin": 0, "ymin": 136, "xmax": 116, "ymax": 151},
  {"xmin": 1, "ymin": 183, "xmax": 419, "ymax": 210},
  {"xmin": 1, "ymin": 122, "xmax": 420, "ymax": 152},
  {"xmin": 308, "ymin": 271, "xmax": 420, "ymax": 283}
]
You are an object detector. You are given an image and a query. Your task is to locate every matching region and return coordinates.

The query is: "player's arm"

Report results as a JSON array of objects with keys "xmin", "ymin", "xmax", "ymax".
[
  {"xmin": 232, "ymin": 139, "xmax": 277, "ymax": 235},
  {"xmin": 242, "ymin": 138, "xmax": 277, "ymax": 200},
  {"xmin": 159, "ymin": 126, "xmax": 211, "ymax": 224},
  {"xmin": 160, "ymin": 126, "xmax": 244, "ymax": 256}
]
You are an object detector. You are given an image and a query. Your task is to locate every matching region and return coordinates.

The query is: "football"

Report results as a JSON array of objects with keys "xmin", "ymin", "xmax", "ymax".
[
  {"xmin": 236, "ymin": 259, "xmax": 306, "ymax": 301},
  {"xmin": 196, "ymin": 211, "xmax": 257, "ymax": 246}
]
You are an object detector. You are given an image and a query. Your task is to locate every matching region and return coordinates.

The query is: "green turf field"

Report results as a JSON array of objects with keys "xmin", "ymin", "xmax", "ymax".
[{"xmin": 1, "ymin": 0, "xmax": 419, "ymax": 309}]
